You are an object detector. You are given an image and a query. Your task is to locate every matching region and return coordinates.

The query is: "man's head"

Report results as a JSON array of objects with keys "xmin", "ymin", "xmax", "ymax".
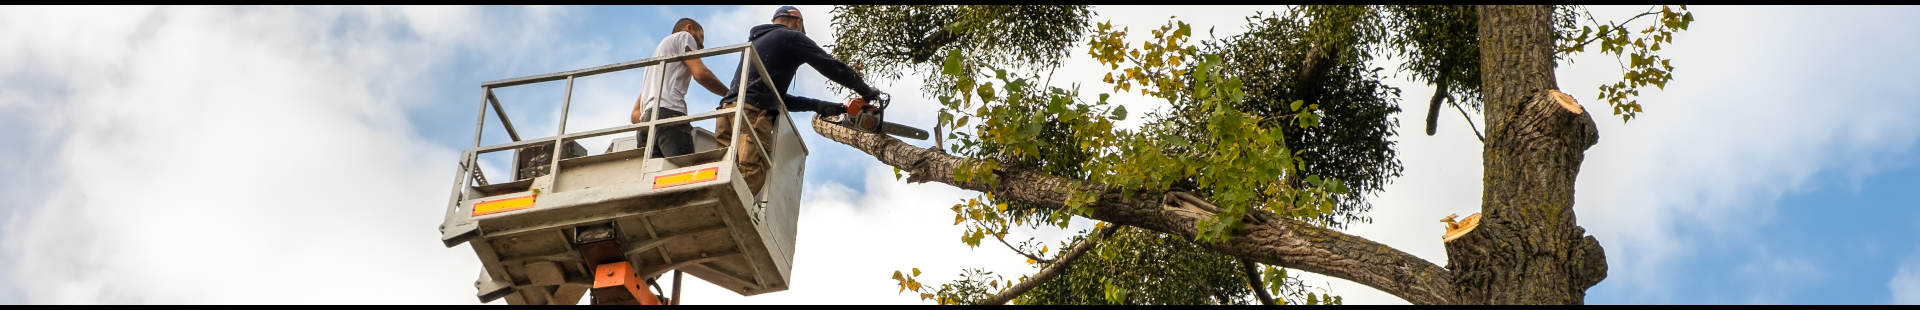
[
  {"xmin": 771, "ymin": 6, "xmax": 804, "ymax": 34},
  {"xmin": 672, "ymin": 18, "xmax": 705, "ymax": 49}
]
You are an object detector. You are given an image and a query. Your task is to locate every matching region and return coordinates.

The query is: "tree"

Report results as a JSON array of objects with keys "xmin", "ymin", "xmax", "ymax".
[
  {"xmin": 836, "ymin": 6, "xmax": 1345, "ymax": 305},
  {"xmin": 839, "ymin": 5, "xmax": 1692, "ymax": 304}
]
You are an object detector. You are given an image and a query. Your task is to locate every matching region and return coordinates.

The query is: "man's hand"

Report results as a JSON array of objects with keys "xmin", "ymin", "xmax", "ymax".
[{"xmin": 817, "ymin": 102, "xmax": 847, "ymax": 118}]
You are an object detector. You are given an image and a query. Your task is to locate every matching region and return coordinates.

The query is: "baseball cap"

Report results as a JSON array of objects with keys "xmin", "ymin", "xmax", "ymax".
[{"xmin": 772, "ymin": 6, "xmax": 801, "ymax": 20}]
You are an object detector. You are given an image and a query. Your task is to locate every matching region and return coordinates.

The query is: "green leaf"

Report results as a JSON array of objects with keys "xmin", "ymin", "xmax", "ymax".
[
  {"xmin": 942, "ymin": 49, "xmax": 963, "ymax": 76},
  {"xmin": 1111, "ymin": 105, "xmax": 1128, "ymax": 120},
  {"xmin": 1289, "ymin": 99, "xmax": 1303, "ymax": 111}
]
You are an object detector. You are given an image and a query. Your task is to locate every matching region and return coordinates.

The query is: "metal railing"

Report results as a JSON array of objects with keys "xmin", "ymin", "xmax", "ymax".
[{"xmin": 445, "ymin": 43, "xmax": 800, "ymax": 221}]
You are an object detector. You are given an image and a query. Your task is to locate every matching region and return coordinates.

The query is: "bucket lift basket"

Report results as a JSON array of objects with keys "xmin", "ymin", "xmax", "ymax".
[{"xmin": 437, "ymin": 43, "xmax": 808, "ymax": 305}]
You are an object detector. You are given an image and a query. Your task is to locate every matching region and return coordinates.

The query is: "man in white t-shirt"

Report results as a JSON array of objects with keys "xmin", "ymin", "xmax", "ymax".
[{"xmin": 632, "ymin": 18, "xmax": 731, "ymax": 158}]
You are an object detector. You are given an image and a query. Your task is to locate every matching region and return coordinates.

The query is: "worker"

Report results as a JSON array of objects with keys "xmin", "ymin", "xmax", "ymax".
[
  {"xmin": 633, "ymin": 18, "xmax": 732, "ymax": 158},
  {"xmin": 716, "ymin": 5, "xmax": 884, "ymax": 194}
]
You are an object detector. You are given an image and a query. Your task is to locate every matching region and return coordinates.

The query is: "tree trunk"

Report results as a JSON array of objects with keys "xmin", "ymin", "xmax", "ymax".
[{"xmin": 1442, "ymin": 5, "xmax": 1607, "ymax": 304}]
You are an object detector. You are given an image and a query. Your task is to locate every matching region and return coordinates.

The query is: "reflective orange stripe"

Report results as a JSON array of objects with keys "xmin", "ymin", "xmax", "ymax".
[
  {"xmin": 472, "ymin": 195, "xmax": 536, "ymax": 216},
  {"xmin": 652, "ymin": 167, "xmax": 719, "ymax": 189}
]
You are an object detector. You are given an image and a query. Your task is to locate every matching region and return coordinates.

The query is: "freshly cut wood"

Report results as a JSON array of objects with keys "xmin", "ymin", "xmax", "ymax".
[
  {"xmin": 1440, "ymin": 213, "xmax": 1482, "ymax": 243},
  {"xmin": 1549, "ymin": 89, "xmax": 1582, "ymax": 114}
]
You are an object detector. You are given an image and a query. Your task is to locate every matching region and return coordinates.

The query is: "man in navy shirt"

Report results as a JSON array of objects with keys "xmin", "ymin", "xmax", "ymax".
[{"xmin": 717, "ymin": 6, "xmax": 884, "ymax": 194}]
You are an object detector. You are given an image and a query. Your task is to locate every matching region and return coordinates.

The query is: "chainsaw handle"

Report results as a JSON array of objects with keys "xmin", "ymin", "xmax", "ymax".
[{"xmin": 868, "ymin": 92, "xmax": 890, "ymax": 111}]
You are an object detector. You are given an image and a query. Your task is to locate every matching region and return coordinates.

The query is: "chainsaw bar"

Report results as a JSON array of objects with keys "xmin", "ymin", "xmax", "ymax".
[
  {"xmin": 822, "ymin": 114, "xmax": 928, "ymax": 140},
  {"xmin": 880, "ymin": 122, "xmax": 929, "ymax": 140}
]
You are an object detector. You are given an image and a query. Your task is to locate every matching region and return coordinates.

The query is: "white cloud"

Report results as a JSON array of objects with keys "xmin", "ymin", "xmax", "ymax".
[
  {"xmin": 1556, "ymin": 5, "xmax": 1920, "ymax": 303},
  {"xmin": 1735, "ymin": 254, "xmax": 1826, "ymax": 304},
  {"xmin": 1893, "ymin": 251, "xmax": 1920, "ymax": 304},
  {"xmin": 0, "ymin": 6, "xmax": 578, "ymax": 304}
]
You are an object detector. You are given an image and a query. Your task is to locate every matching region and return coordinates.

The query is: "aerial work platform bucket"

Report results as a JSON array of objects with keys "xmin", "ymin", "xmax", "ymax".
[{"xmin": 437, "ymin": 44, "xmax": 808, "ymax": 305}]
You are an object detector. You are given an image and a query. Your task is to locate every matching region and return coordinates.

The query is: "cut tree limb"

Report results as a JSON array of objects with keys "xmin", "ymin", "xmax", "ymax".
[
  {"xmin": 811, "ymin": 117, "xmax": 1457, "ymax": 305},
  {"xmin": 1439, "ymin": 213, "xmax": 1482, "ymax": 243}
]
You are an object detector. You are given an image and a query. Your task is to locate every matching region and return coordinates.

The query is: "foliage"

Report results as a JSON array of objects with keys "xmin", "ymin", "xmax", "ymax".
[
  {"xmin": 866, "ymin": 10, "xmax": 1353, "ymax": 305},
  {"xmin": 856, "ymin": 5, "xmax": 1695, "ymax": 305},
  {"xmin": 1016, "ymin": 228, "xmax": 1255, "ymax": 305},
  {"xmin": 1557, "ymin": 5, "xmax": 1695, "ymax": 122},
  {"xmin": 1380, "ymin": 5, "xmax": 1482, "ymax": 111},
  {"xmin": 1261, "ymin": 265, "xmax": 1344, "ymax": 305},
  {"xmin": 1191, "ymin": 11, "xmax": 1405, "ymax": 228},
  {"xmin": 829, "ymin": 5, "xmax": 1093, "ymax": 94},
  {"xmin": 1280, "ymin": 5, "xmax": 1692, "ymax": 124}
]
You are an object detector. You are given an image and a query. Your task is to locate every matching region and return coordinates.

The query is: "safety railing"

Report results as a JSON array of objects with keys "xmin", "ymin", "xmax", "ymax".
[{"xmin": 444, "ymin": 42, "xmax": 799, "ymax": 224}]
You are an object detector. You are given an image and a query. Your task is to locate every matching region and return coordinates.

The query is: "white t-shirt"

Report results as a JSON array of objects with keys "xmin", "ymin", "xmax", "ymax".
[{"xmin": 640, "ymin": 31, "xmax": 699, "ymax": 114}]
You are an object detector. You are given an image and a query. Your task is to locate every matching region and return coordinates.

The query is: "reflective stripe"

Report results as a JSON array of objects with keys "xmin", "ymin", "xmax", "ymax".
[
  {"xmin": 472, "ymin": 195, "xmax": 536, "ymax": 216},
  {"xmin": 653, "ymin": 167, "xmax": 719, "ymax": 189}
]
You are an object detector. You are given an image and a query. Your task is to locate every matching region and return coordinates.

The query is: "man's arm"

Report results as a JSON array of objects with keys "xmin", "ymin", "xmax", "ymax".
[
  {"xmin": 631, "ymin": 91, "xmax": 648, "ymax": 124},
  {"xmin": 788, "ymin": 32, "xmax": 880, "ymax": 100},
  {"xmin": 780, "ymin": 94, "xmax": 843, "ymax": 114},
  {"xmin": 682, "ymin": 46, "xmax": 730, "ymax": 96}
]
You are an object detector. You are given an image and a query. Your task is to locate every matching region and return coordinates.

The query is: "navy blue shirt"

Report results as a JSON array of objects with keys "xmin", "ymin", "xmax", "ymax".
[{"xmin": 719, "ymin": 24, "xmax": 880, "ymax": 113}]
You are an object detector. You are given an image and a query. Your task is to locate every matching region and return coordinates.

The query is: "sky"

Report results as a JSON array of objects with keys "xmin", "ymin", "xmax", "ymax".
[{"xmin": 1, "ymin": 5, "xmax": 1918, "ymax": 305}]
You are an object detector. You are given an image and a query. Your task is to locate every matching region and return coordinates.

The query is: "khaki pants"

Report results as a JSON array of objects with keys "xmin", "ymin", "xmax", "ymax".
[{"xmin": 716, "ymin": 100, "xmax": 777, "ymax": 195}]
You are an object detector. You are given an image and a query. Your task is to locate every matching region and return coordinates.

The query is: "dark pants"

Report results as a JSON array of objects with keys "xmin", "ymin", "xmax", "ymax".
[{"xmin": 642, "ymin": 108, "xmax": 695, "ymax": 158}]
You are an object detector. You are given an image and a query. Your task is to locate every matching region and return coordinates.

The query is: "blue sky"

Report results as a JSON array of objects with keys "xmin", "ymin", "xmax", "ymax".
[{"xmin": 2, "ymin": 5, "xmax": 1919, "ymax": 305}]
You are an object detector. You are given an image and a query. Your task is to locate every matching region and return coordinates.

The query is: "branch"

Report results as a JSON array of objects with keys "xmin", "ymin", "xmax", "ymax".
[
  {"xmin": 812, "ymin": 117, "xmax": 1457, "ymax": 304},
  {"xmin": 1453, "ymin": 100, "xmax": 1486, "ymax": 142},
  {"xmin": 1294, "ymin": 43, "xmax": 1335, "ymax": 108},
  {"xmin": 1241, "ymin": 258, "xmax": 1276, "ymax": 305},
  {"xmin": 977, "ymin": 224, "xmax": 1122, "ymax": 305},
  {"xmin": 907, "ymin": 23, "xmax": 968, "ymax": 64},
  {"xmin": 993, "ymin": 232, "xmax": 1051, "ymax": 264},
  {"xmin": 1570, "ymin": 7, "xmax": 1660, "ymax": 50},
  {"xmin": 1424, "ymin": 73, "xmax": 1451, "ymax": 136}
]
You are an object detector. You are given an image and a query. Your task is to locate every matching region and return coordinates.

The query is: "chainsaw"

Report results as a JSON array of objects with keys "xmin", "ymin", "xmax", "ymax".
[{"xmin": 825, "ymin": 92, "xmax": 929, "ymax": 140}]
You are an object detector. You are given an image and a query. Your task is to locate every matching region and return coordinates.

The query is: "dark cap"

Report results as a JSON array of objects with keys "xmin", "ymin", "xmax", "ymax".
[{"xmin": 772, "ymin": 6, "xmax": 801, "ymax": 20}]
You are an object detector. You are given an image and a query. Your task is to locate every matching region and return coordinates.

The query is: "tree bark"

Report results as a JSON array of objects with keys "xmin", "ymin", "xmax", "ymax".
[
  {"xmin": 813, "ymin": 117, "xmax": 1456, "ymax": 304},
  {"xmin": 1443, "ymin": 5, "xmax": 1607, "ymax": 304}
]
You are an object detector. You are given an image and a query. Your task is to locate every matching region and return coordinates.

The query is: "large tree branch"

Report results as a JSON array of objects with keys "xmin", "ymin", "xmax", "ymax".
[
  {"xmin": 811, "ymin": 117, "xmax": 1457, "ymax": 304},
  {"xmin": 977, "ymin": 224, "xmax": 1121, "ymax": 305}
]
